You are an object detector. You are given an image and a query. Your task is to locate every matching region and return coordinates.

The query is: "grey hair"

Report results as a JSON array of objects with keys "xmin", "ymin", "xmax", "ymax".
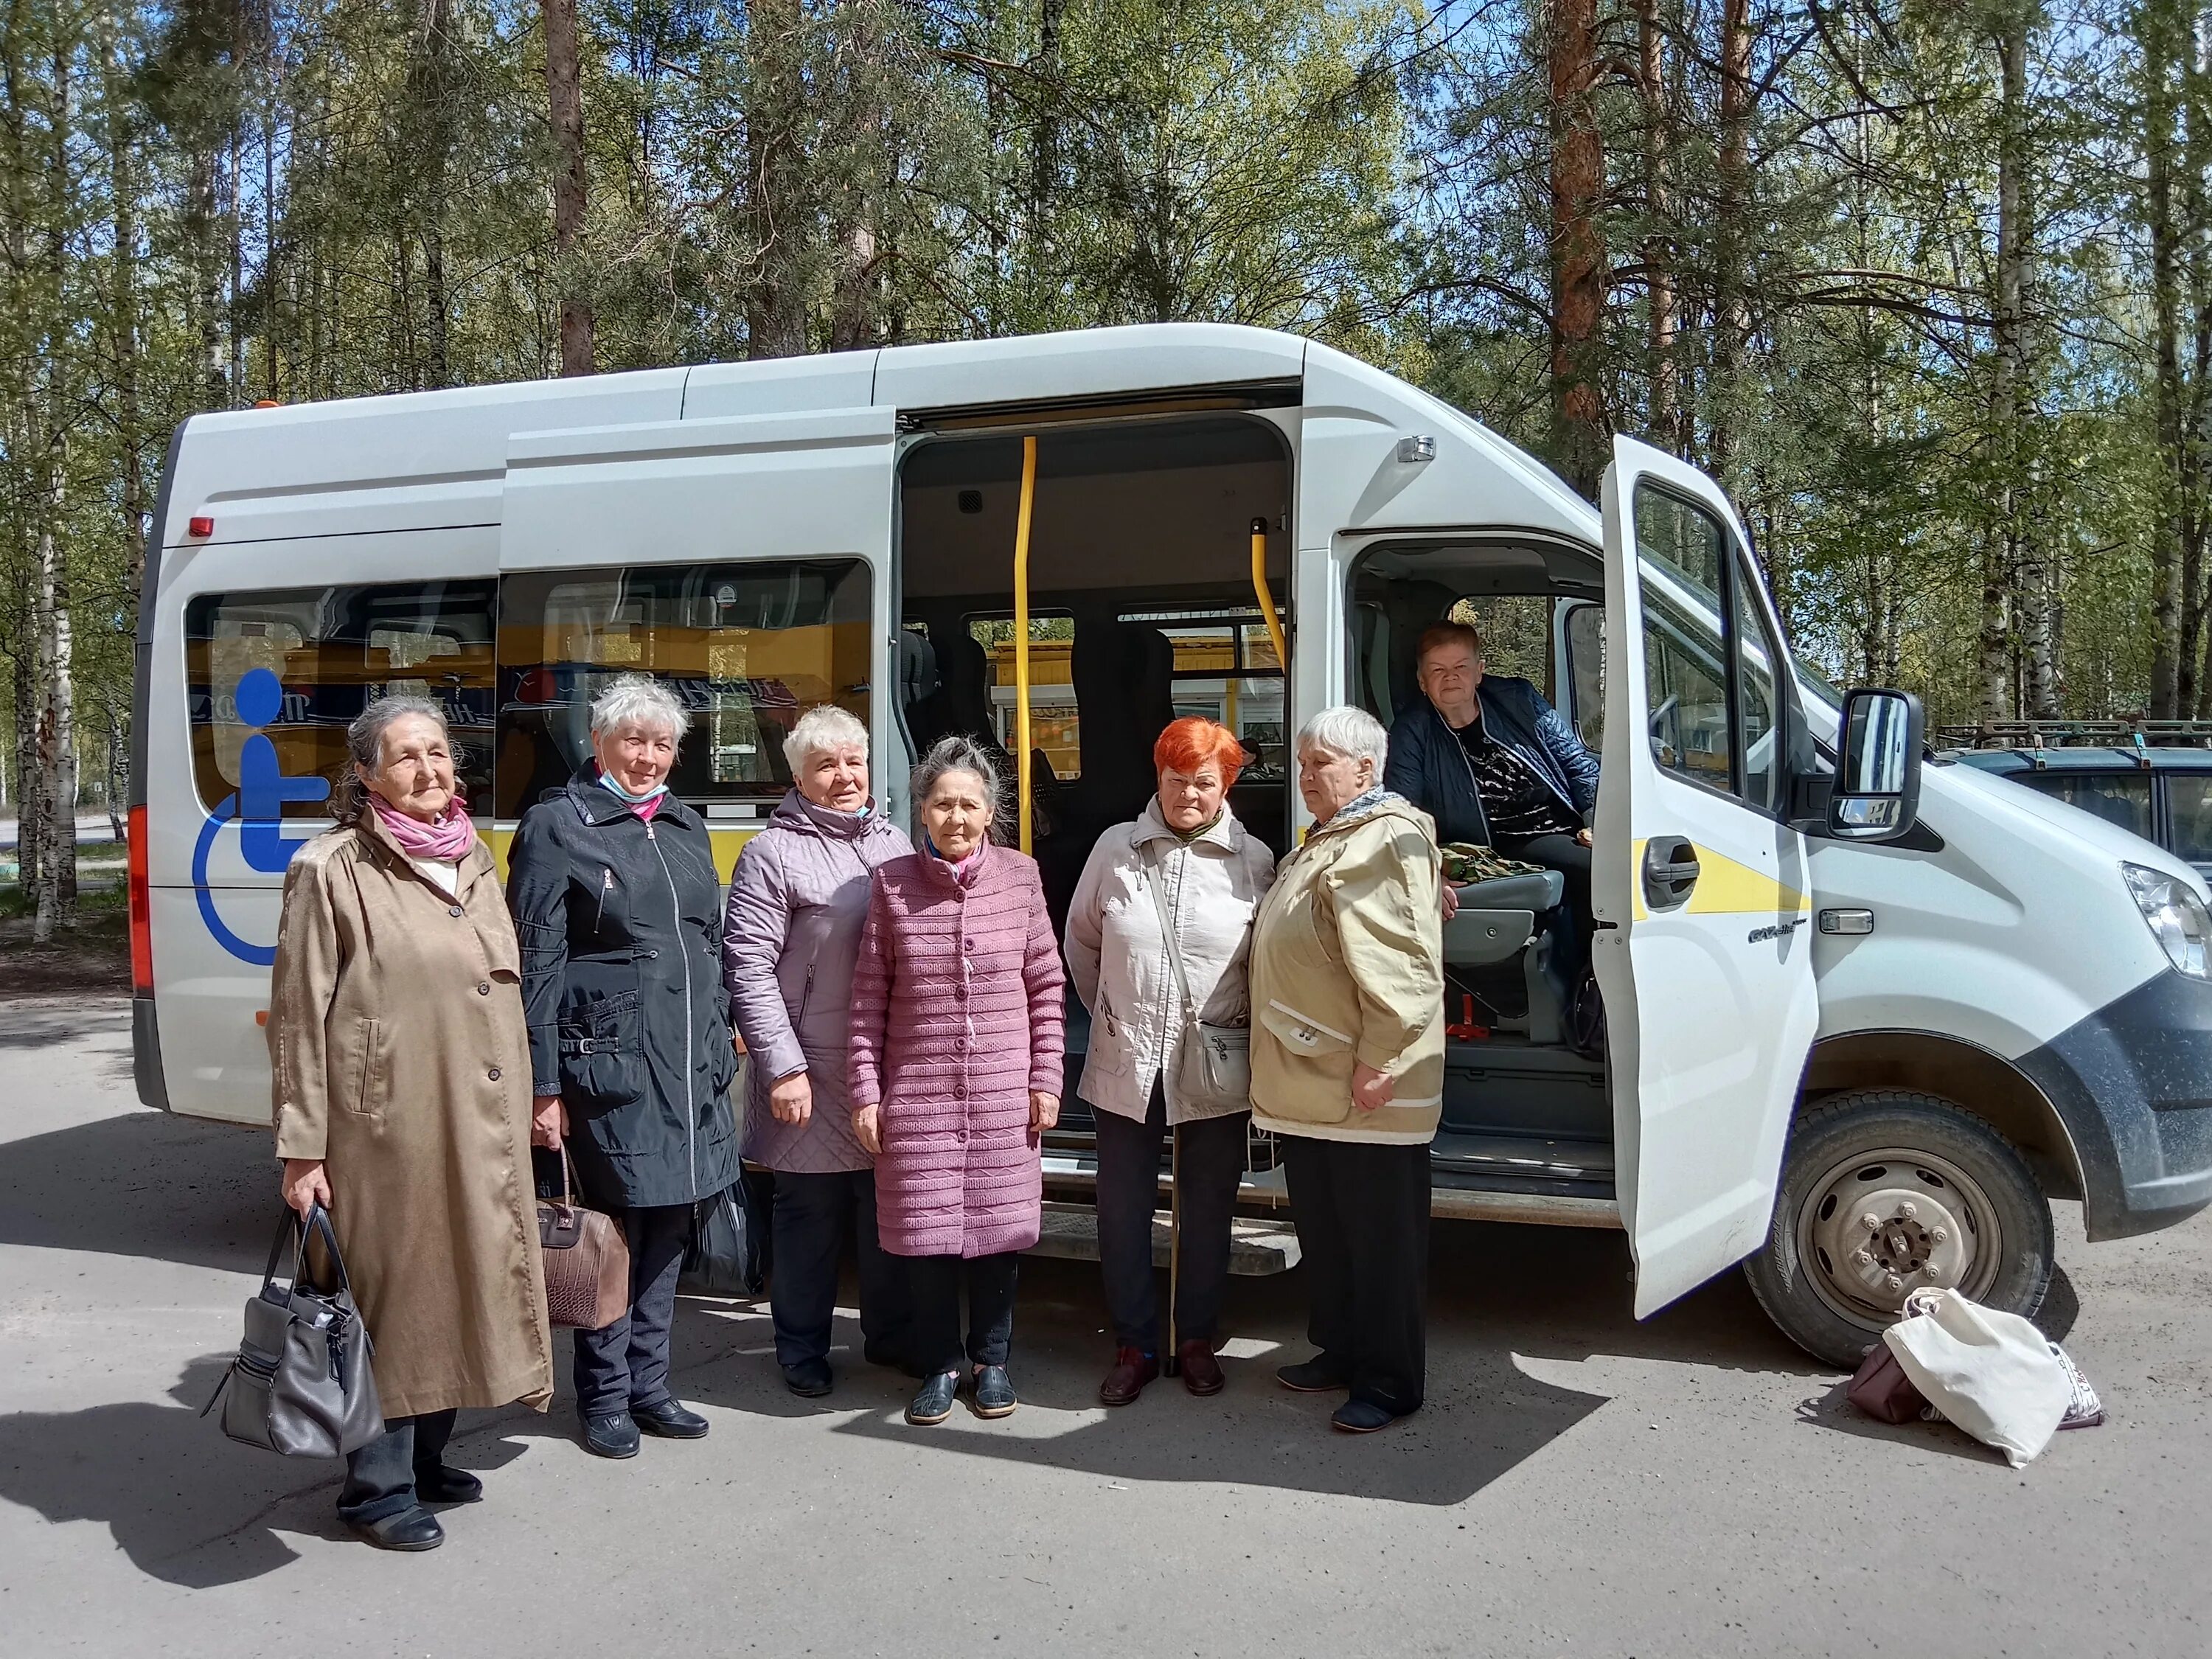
[
  {"xmin": 1296, "ymin": 705, "xmax": 1389, "ymax": 775},
  {"xmin": 911, "ymin": 734, "xmax": 1003, "ymax": 827},
  {"xmin": 782, "ymin": 703, "xmax": 870, "ymax": 772},
  {"xmin": 333, "ymin": 695, "xmax": 451, "ymax": 825},
  {"xmin": 590, "ymin": 673, "xmax": 689, "ymax": 745}
]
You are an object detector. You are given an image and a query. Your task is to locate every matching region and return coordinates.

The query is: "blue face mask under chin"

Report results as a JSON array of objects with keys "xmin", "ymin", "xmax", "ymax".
[{"xmin": 598, "ymin": 771, "xmax": 669, "ymax": 807}]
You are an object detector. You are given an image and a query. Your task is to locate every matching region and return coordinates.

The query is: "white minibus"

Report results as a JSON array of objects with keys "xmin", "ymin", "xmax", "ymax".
[{"xmin": 128, "ymin": 323, "xmax": 2212, "ymax": 1365}]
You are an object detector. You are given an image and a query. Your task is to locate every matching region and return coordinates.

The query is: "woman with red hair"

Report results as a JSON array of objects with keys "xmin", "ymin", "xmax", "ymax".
[{"xmin": 1064, "ymin": 717, "xmax": 1277, "ymax": 1405}]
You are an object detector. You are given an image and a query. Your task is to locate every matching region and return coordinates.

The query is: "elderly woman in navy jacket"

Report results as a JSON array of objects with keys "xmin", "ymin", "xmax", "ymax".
[
  {"xmin": 1382, "ymin": 621, "xmax": 1601, "ymax": 978},
  {"xmin": 508, "ymin": 673, "xmax": 740, "ymax": 1460}
]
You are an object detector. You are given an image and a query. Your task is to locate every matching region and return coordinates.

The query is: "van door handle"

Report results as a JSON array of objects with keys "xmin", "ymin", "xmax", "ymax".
[{"xmin": 1643, "ymin": 837, "xmax": 1700, "ymax": 911}]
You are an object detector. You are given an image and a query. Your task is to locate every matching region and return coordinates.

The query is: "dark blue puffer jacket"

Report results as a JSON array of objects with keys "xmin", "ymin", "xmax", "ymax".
[{"xmin": 1382, "ymin": 676, "xmax": 1601, "ymax": 847}]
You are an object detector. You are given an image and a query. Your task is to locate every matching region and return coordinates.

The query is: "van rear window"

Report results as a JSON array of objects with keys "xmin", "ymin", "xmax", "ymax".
[{"xmin": 184, "ymin": 582, "xmax": 498, "ymax": 817}]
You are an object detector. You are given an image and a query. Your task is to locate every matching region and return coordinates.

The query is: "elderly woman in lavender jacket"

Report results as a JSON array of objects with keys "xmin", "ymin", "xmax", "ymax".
[
  {"xmin": 848, "ymin": 734, "xmax": 1065, "ymax": 1427},
  {"xmin": 722, "ymin": 706, "xmax": 915, "ymax": 1397}
]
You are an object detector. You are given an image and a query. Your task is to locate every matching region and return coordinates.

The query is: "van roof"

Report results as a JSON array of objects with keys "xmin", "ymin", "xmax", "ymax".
[
  {"xmin": 1947, "ymin": 747, "xmax": 2212, "ymax": 773},
  {"xmin": 156, "ymin": 323, "xmax": 1598, "ymax": 552}
]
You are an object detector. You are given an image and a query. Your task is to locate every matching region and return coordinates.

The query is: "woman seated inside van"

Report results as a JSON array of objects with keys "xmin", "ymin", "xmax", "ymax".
[{"xmin": 1382, "ymin": 622, "xmax": 1600, "ymax": 982}]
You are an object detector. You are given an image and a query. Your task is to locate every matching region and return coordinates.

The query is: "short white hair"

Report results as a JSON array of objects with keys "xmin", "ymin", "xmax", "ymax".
[
  {"xmin": 591, "ymin": 673, "xmax": 688, "ymax": 745},
  {"xmin": 1297, "ymin": 705, "xmax": 1388, "ymax": 773},
  {"xmin": 782, "ymin": 703, "xmax": 870, "ymax": 771}
]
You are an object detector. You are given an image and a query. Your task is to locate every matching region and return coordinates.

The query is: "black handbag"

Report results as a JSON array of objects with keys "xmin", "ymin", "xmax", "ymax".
[
  {"xmin": 681, "ymin": 1177, "xmax": 765, "ymax": 1298},
  {"xmin": 204, "ymin": 1206, "xmax": 383, "ymax": 1458}
]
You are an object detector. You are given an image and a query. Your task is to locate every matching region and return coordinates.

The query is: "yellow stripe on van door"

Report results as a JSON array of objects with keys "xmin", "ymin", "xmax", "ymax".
[
  {"xmin": 1629, "ymin": 838, "xmax": 1811, "ymax": 922},
  {"xmin": 483, "ymin": 825, "xmax": 760, "ymax": 885}
]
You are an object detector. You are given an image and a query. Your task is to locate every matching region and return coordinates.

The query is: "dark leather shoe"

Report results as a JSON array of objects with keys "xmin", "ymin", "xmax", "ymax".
[
  {"xmin": 1276, "ymin": 1357, "xmax": 1353, "ymax": 1394},
  {"xmin": 1098, "ymin": 1346, "xmax": 1159, "ymax": 1407},
  {"xmin": 782, "ymin": 1360, "xmax": 834, "ymax": 1398},
  {"xmin": 347, "ymin": 1506, "xmax": 445, "ymax": 1551},
  {"xmin": 906, "ymin": 1370, "xmax": 960, "ymax": 1426},
  {"xmin": 1331, "ymin": 1397, "xmax": 1402, "ymax": 1433},
  {"xmin": 633, "ymin": 1398, "xmax": 709, "ymax": 1438},
  {"xmin": 582, "ymin": 1411, "xmax": 641, "ymax": 1458},
  {"xmin": 1178, "ymin": 1339, "xmax": 1225, "ymax": 1397},
  {"xmin": 970, "ymin": 1364, "xmax": 1018, "ymax": 1418},
  {"xmin": 413, "ymin": 1464, "xmax": 483, "ymax": 1503}
]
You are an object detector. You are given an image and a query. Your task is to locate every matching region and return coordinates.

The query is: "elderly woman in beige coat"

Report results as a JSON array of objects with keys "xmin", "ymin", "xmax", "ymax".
[
  {"xmin": 270, "ymin": 695, "xmax": 552, "ymax": 1553},
  {"xmin": 1248, "ymin": 705, "xmax": 1443, "ymax": 1436},
  {"xmin": 1065, "ymin": 717, "xmax": 1276, "ymax": 1406}
]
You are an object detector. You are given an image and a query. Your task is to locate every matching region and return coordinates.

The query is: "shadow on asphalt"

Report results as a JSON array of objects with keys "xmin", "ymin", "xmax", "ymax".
[{"xmin": 0, "ymin": 1083, "xmax": 1893, "ymax": 1582}]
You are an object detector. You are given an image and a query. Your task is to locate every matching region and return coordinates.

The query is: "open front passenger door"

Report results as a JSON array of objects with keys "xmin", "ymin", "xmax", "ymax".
[{"xmin": 1593, "ymin": 437, "xmax": 1819, "ymax": 1316}]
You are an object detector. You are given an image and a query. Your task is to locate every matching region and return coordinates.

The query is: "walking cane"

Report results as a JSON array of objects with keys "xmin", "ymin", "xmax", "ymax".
[{"xmin": 1163, "ymin": 1121, "xmax": 1183, "ymax": 1377}]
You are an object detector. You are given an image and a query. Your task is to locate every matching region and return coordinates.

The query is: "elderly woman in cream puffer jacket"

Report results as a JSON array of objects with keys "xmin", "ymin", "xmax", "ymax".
[{"xmin": 1065, "ymin": 717, "xmax": 1276, "ymax": 1408}]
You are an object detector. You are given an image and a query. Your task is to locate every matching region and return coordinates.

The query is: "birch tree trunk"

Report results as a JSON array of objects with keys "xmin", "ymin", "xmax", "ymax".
[
  {"xmin": 32, "ymin": 492, "xmax": 76, "ymax": 941},
  {"xmin": 2146, "ymin": 0, "xmax": 2187, "ymax": 719},
  {"xmin": 540, "ymin": 0, "xmax": 595, "ymax": 375},
  {"xmin": 101, "ymin": 10, "xmax": 146, "ymax": 608}
]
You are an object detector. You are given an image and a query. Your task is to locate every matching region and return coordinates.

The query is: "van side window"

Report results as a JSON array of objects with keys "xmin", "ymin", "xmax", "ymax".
[
  {"xmin": 1632, "ymin": 484, "xmax": 1781, "ymax": 813},
  {"xmin": 494, "ymin": 559, "xmax": 872, "ymax": 819},
  {"xmin": 2169, "ymin": 775, "xmax": 2212, "ymax": 863},
  {"xmin": 184, "ymin": 582, "xmax": 498, "ymax": 816}
]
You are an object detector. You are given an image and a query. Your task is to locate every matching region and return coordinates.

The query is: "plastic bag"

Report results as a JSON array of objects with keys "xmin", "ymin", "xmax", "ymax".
[
  {"xmin": 680, "ymin": 1178, "xmax": 765, "ymax": 1298},
  {"xmin": 1881, "ymin": 1288, "xmax": 2072, "ymax": 1467}
]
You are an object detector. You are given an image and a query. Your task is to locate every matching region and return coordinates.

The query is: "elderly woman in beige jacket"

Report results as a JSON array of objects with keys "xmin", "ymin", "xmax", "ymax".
[
  {"xmin": 1248, "ymin": 704, "xmax": 1444, "ymax": 1434},
  {"xmin": 1065, "ymin": 717, "xmax": 1276, "ymax": 1406},
  {"xmin": 270, "ymin": 695, "xmax": 552, "ymax": 1551}
]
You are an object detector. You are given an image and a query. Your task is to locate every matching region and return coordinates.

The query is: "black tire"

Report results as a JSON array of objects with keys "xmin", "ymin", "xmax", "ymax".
[{"xmin": 1743, "ymin": 1089, "xmax": 2053, "ymax": 1369}]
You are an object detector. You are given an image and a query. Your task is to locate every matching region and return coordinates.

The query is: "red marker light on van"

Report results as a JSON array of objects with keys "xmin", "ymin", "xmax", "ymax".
[
  {"xmin": 128, "ymin": 805, "xmax": 153, "ymax": 995},
  {"xmin": 187, "ymin": 515, "xmax": 214, "ymax": 538}
]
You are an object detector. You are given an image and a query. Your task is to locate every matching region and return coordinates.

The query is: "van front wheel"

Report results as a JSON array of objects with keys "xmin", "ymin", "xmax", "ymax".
[{"xmin": 1743, "ymin": 1091, "xmax": 2054, "ymax": 1369}]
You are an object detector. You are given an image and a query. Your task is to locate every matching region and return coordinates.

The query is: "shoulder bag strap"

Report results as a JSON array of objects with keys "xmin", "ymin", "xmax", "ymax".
[{"xmin": 1141, "ymin": 840, "xmax": 1204, "ymax": 1032}]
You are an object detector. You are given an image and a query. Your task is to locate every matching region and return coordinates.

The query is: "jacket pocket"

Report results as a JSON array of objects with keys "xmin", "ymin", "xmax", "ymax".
[
  {"xmin": 1085, "ymin": 1006, "xmax": 1132, "ymax": 1078},
  {"xmin": 344, "ymin": 1018, "xmax": 386, "ymax": 1119},
  {"xmin": 1254, "ymin": 999, "xmax": 1357, "ymax": 1127},
  {"xmin": 557, "ymin": 987, "xmax": 646, "ymax": 1110}
]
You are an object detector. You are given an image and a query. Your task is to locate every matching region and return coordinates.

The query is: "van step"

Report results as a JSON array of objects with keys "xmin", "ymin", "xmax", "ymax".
[{"xmin": 1430, "ymin": 1130, "xmax": 1615, "ymax": 1183}]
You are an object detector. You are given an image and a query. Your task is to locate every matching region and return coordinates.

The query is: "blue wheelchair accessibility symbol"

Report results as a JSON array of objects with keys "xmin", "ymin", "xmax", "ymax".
[{"xmin": 193, "ymin": 668, "xmax": 331, "ymax": 966}]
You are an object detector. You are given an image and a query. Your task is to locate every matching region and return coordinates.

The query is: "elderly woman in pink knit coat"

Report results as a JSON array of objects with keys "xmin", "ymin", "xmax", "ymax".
[{"xmin": 849, "ymin": 735, "xmax": 1065, "ymax": 1427}]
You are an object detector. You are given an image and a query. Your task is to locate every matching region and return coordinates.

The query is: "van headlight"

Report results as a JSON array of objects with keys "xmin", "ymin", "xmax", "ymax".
[{"xmin": 2124, "ymin": 863, "xmax": 2212, "ymax": 979}]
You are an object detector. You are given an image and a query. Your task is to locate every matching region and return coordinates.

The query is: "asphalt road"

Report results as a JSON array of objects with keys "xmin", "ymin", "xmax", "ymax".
[{"xmin": 3, "ymin": 995, "xmax": 2208, "ymax": 1658}]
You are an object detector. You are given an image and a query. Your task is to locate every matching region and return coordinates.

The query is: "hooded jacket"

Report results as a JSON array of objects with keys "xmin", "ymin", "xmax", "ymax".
[
  {"xmin": 1382, "ymin": 675, "xmax": 1600, "ymax": 847},
  {"xmin": 721, "ymin": 788, "xmax": 914, "ymax": 1172},
  {"xmin": 1248, "ymin": 794, "xmax": 1444, "ymax": 1145},
  {"xmin": 508, "ymin": 776, "xmax": 740, "ymax": 1210}
]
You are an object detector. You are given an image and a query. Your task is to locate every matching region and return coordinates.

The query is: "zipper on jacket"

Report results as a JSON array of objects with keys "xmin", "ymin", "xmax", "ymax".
[
  {"xmin": 644, "ymin": 821, "xmax": 698, "ymax": 1198},
  {"xmin": 594, "ymin": 867, "xmax": 614, "ymax": 934}
]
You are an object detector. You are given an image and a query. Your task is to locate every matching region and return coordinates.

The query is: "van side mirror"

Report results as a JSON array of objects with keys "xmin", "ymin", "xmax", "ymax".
[{"xmin": 1831, "ymin": 689, "xmax": 1924, "ymax": 841}]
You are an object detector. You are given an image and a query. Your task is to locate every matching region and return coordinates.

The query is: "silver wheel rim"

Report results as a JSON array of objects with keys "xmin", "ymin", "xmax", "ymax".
[{"xmin": 1795, "ymin": 1144, "xmax": 2005, "ymax": 1331}]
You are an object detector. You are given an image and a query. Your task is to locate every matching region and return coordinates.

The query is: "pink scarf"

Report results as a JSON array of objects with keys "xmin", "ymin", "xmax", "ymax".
[{"xmin": 369, "ymin": 793, "xmax": 478, "ymax": 862}]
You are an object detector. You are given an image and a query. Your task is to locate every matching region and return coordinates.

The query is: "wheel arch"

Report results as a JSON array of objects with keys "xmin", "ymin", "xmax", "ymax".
[{"xmin": 1802, "ymin": 1030, "xmax": 2085, "ymax": 1205}]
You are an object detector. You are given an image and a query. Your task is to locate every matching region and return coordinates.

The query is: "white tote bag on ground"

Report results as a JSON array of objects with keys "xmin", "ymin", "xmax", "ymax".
[{"xmin": 1882, "ymin": 1288, "xmax": 2073, "ymax": 1467}]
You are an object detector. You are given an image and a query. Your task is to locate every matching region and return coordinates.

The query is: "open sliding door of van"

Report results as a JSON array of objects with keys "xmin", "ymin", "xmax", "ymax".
[
  {"xmin": 1594, "ymin": 436, "xmax": 1819, "ymax": 1316},
  {"xmin": 498, "ymin": 407, "xmax": 899, "ymax": 861}
]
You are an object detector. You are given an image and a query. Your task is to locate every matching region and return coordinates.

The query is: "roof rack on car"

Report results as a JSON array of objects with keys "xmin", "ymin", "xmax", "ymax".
[{"xmin": 1933, "ymin": 720, "xmax": 2212, "ymax": 765}]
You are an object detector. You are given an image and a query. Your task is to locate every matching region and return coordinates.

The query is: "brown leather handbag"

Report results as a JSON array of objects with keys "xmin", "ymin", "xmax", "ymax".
[
  {"xmin": 538, "ymin": 1150, "xmax": 630, "ymax": 1331},
  {"xmin": 1847, "ymin": 1339, "xmax": 1930, "ymax": 1425}
]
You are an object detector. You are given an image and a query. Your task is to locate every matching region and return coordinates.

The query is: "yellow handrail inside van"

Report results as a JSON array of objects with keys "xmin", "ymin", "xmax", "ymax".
[
  {"xmin": 1013, "ymin": 436, "xmax": 1038, "ymax": 853},
  {"xmin": 1251, "ymin": 516, "xmax": 1287, "ymax": 674}
]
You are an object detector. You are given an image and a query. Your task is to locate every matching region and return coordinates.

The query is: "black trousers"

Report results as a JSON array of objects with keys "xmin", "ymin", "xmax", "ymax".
[
  {"xmin": 1505, "ymin": 831, "xmax": 1593, "ymax": 987},
  {"xmin": 338, "ymin": 1408, "xmax": 457, "ymax": 1524},
  {"xmin": 907, "ymin": 1251, "xmax": 1020, "ymax": 1374},
  {"xmin": 1281, "ymin": 1135, "xmax": 1429, "ymax": 1416},
  {"xmin": 573, "ymin": 1202, "xmax": 694, "ymax": 1418},
  {"xmin": 1093, "ymin": 1079, "xmax": 1248, "ymax": 1352},
  {"xmin": 769, "ymin": 1167, "xmax": 912, "ymax": 1370}
]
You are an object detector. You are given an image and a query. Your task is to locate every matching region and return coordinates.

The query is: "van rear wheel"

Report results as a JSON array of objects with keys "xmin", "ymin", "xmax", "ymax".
[{"xmin": 1743, "ymin": 1091, "xmax": 2053, "ymax": 1369}]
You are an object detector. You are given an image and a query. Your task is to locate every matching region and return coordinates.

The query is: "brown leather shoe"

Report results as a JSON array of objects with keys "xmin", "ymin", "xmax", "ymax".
[
  {"xmin": 1178, "ymin": 1339, "xmax": 1225, "ymax": 1397},
  {"xmin": 1098, "ymin": 1346, "xmax": 1159, "ymax": 1407}
]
